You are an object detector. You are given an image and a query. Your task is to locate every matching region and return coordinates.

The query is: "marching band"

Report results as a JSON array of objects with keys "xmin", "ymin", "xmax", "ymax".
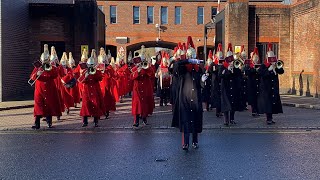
[{"xmin": 29, "ymin": 37, "xmax": 284, "ymax": 150}]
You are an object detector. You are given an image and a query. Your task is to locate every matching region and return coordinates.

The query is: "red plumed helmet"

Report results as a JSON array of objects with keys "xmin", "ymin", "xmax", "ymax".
[
  {"xmin": 225, "ymin": 43, "xmax": 234, "ymax": 62},
  {"xmin": 267, "ymin": 42, "xmax": 277, "ymax": 62}
]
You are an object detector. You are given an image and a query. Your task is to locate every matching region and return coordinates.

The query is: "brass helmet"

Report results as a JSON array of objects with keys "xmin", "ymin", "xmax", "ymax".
[
  {"xmin": 207, "ymin": 50, "xmax": 213, "ymax": 65},
  {"xmin": 241, "ymin": 45, "xmax": 248, "ymax": 60},
  {"xmin": 50, "ymin": 46, "xmax": 59, "ymax": 64},
  {"xmin": 216, "ymin": 43, "xmax": 224, "ymax": 61},
  {"xmin": 40, "ymin": 44, "xmax": 50, "ymax": 63},
  {"xmin": 226, "ymin": 43, "xmax": 233, "ymax": 58},
  {"xmin": 60, "ymin": 52, "xmax": 68, "ymax": 66},
  {"xmin": 68, "ymin": 52, "xmax": 75, "ymax": 68},
  {"xmin": 186, "ymin": 36, "xmax": 197, "ymax": 59},
  {"xmin": 127, "ymin": 51, "xmax": 133, "ymax": 63},
  {"xmin": 98, "ymin": 47, "xmax": 107, "ymax": 64},
  {"xmin": 87, "ymin": 49, "xmax": 97, "ymax": 67},
  {"xmin": 140, "ymin": 45, "xmax": 146, "ymax": 60},
  {"xmin": 252, "ymin": 47, "xmax": 260, "ymax": 65}
]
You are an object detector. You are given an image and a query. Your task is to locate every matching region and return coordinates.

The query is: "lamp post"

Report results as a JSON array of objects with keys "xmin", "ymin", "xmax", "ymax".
[{"xmin": 204, "ymin": 19, "xmax": 215, "ymax": 62}]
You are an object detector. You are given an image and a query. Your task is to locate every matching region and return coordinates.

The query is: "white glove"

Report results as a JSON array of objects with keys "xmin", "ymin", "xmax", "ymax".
[
  {"xmin": 222, "ymin": 69, "xmax": 226, "ymax": 75},
  {"xmin": 85, "ymin": 72, "xmax": 89, "ymax": 78},
  {"xmin": 37, "ymin": 70, "xmax": 43, "ymax": 76},
  {"xmin": 201, "ymin": 74, "xmax": 208, "ymax": 82},
  {"xmin": 188, "ymin": 59, "xmax": 203, "ymax": 64},
  {"xmin": 138, "ymin": 67, "xmax": 142, "ymax": 73},
  {"xmin": 268, "ymin": 64, "xmax": 274, "ymax": 71},
  {"xmin": 228, "ymin": 64, "xmax": 234, "ymax": 73}
]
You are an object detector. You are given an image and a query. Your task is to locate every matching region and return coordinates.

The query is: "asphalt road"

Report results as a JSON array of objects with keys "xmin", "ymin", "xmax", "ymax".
[{"xmin": 0, "ymin": 130, "xmax": 319, "ymax": 180}]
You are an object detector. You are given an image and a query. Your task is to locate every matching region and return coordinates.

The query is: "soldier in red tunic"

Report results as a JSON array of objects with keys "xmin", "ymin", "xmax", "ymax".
[
  {"xmin": 30, "ymin": 44, "xmax": 62, "ymax": 129},
  {"xmin": 156, "ymin": 51, "xmax": 171, "ymax": 106},
  {"xmin": 58, "ymin": 52, "xmax": 75, "ymax": 114},
  {"xmin": 130, "ymin": 57, "xmax": 153, "ymax": 127},
  {"xmin": 67, "ymin": 52, "xmax": 80, "ymax": 107},
  {"xmin": 74, "ymin": 48, "xmax": 89, "ymax": 101},
  {"xmin": 98, "ymin": 48, "xmax": 116, "ymax": 119},
  {"xmin": 79, "ymin": 49, "xmax": 105, "ymax": 127}
]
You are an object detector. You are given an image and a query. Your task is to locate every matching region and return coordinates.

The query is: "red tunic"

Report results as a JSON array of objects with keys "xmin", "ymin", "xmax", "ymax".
[
  {"xmin": 147, "ymin": 65, "xmax": 156, "ymax": 114},
  {"xmin": 100, "ymin": 65, "xmax": 116, "ymax": 112},
  {"xmin": 130, "ymin": 68, "xmax": 153, "ymax": 117},
  {"xmin": 54, "ymin": 69, "xmax": 65, "ymax": 113},
  {"xmin": 67, "ymin": 67, "xmax": 81, "ymax": 104},
  {"xmin": 115, "ymin": 64, "xmax": 126, "ymax": 97},
  {"xmin": 111, "ymin": 65, "xmax": 120, "ymax": 102},
  {"xmin": 57, "ymin": 66, "xmax": 75, "ymax": 109},
  {"xmin": 74, "ymin": 64, "xmax": 84, "ymax": 99},
  {"xmin": 80, "ymin": 70, "xmax": 105, "ymax": 117},
  {"xmin": 31, "ymin": 67, "xmax": 62, "ymax": 117}
]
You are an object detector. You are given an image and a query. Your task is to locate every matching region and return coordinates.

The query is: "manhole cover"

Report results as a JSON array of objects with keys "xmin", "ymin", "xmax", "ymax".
[{"xmin": 155, "ymin": 158, "xmax": 168, "ymax": 162}]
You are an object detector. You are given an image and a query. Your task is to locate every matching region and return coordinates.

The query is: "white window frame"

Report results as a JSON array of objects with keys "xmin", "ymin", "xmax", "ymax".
[
  {"xmin": 133, "ymin": 6, "xmax": 140, "ymax": 24},
  {"xmin": 147, "ymin": 6, "xmax": 154, "ymax": 24},
  {"xmin": 175, "ymin": 6, "xmax": 182, "ymax": 25},
  {"xmin": 110, "ymin": 5, "xmax": 117, "ymax": 24}
]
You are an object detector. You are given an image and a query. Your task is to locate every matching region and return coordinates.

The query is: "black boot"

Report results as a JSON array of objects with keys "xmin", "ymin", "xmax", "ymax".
[
  {"xmin": 142, "ymin": 117, "xmax": 148, "ymax": 125},
  {"xmin": 133, "ymin": 115, "xmax": 140, "ymax": 127},
  {"xmin": 105, "ymin": 111, "xmax": 110, "ymax": 119},
  {"xmin": 94, "ymin": 117, "xmax": 99, "ymax": 127},
  {"xmin": 32, "ymin": 116, "xmax": 41, "ymax": 129},
  {"xmin": 182, "ymin": 132, "xmax": 190, "ymax": 150},
  {"xmin": 82, "ymin": 116, "xmax": 88, "ymax": 127},
  {"xmin": 192, "ymin": 133, "xmax": 199, "ymax": 149},
  {"xmin": 46, "ymin": 116, "xmax": 53, "ymax": 128}
]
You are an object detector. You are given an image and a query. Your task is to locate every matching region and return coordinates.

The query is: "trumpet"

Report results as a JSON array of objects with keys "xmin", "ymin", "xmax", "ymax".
[
  {"xmin": 276, "ymin": 60, "xmax": 284, "ymax": 69},
  {"xmin": 78, "ymin": 65, "xmax": 98, "ymax": 83},
  {"xmin": 233, "ymin": 59, "xmax": 244, "ymax": 69},
  {"xmin": 28, "ymin": 63, "xmax": 52, "ymax": 86}
]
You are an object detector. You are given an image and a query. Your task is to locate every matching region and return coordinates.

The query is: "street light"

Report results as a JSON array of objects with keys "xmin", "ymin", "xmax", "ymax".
[
  {"xmin": 155, "ymin": 24, "xmax": 161, "ymax": 42},
  {"xmin": 204, "ymin": 18, "xmax": 215, "ymax": 62}
]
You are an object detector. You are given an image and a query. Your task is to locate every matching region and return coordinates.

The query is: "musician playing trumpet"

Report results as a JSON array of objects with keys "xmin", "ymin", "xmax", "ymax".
[
  {"xmin": 219, "ymin": 43, "xmax": 242, "ymax": 126},
  {"xmin": 79, "ymin": 49, "xmax": 105, "ymax": 127},
  {"xmin": 245, "ymin": 47, "xmax": 261, "ymax": 117},
  {"xmin": 257, "ymin": 43, "xmax": 284, "ymax": 125},
  {"xmin": 98, "ymin": 47, "xmax": 116, "ymax": 119},
  {"xmin": 130, "ymin": 56, "xmax": 153, "ymax": 128},
  {"xmin": 30, "ymin": 44, "xmax": 61, "ymax": 129}
]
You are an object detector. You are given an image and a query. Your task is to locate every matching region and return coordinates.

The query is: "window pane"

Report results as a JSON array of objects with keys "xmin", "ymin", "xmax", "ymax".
[
  {"xmin": 211, "ymin": 7, "xmax": 217, "ymax": 19},
  {"xmin": 197, "ymin": 7, "xmax": 204, "ymax": 24},
  {"xmin": 175, "ymin": 7, "xmax": 181, "ymax": 24},
  {"xmin": 147, "ymin": 6, "xmax": 154, "ymax": 24},
  {"xmin": 110, "ymin": 6, "xmax": 117, "ymax": 24},
  {"xmin": 133, "ymin": 6, "xmax": 140, "ymax": 24},
  {"xmin": 161, "ymin": 7, "xmax": 168, "ymax": 24}
]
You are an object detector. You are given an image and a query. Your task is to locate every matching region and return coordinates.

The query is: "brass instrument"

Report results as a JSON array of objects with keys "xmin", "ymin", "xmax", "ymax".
[
  {"xmin": 276, "ymin": 60, "xmax": 284, "ymax": 69},
  {"xmin": 78, "ymin": 64, "xmax": 98, "ymax": 83},
  {"xmin": 28, "ymin": 63, "xmax": 52, "ymax": 86},
  {"xmin": 233, "ymin": 59, "xmax": 244, "ymax": 69}
]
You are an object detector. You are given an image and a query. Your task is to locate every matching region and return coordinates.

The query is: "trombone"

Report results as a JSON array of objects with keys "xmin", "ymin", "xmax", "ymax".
[{"xmin": 28, "ymin": 63, "xmax": 52, "ymax": 86}]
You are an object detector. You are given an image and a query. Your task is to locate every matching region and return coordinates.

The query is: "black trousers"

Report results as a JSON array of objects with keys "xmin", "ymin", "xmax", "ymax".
[
  {"xmin": 216, "ymin": 105, "xmax": 221, "ymax": 115},
  {"xmin": 134, "ymin": 115, "xmax": 147, "ymax": 124},
  {"xmin": 35, "ymin": 115, "xmax": 52, "ymax": 124},
  {"xmin": 83, "ymin": 116, "xmax": 99, "ymax": 124},
  {"xmin": 160, "ymin": 88, "xmax": 170, "ymax": 105},
  {"xmin": 266, "ymin": 113, "xmax": 273, "ymax": 121},
  {"xmin": 224, "ymin": 111, "xmax": 235, "ymax": 122},
  {"xmin": 183, "ymin": 132, "xmax": 198, "ymax": 145}
]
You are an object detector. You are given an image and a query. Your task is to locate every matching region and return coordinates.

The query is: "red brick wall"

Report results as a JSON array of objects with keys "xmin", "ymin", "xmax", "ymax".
[
  {"xmin": 224, "ymin": 0, "xmax": 249, "ymax": 53},
  {"xmin": 290, "ymin": 0, "xmax": 320, "ymax": 96},
  {"xmin": 98, "ymin": 0, "xmax": 224, "ymax": 56}
]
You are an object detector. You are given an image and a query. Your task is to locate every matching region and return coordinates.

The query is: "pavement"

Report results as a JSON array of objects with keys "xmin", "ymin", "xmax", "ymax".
[
  {"xmin": 0, "ymin": 95, "xmax": 319, "ymax": 131},
  {"xmin": 1, "ymin": 130, "xmax": 320, "ymax": 179}
]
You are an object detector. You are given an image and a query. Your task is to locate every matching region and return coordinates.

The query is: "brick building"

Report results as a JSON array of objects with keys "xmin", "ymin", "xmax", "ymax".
[
  {"xmin": 0, "ymin": 0, "xmax": 105, "ymax": 102},
  {"xmin": 98, "ymin": 0, "xmax": 319, "ymax": 97}
]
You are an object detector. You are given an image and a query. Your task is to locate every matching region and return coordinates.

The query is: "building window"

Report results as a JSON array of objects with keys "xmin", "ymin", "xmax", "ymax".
[
  {"xmin": 211, "ymin": 7, "xmax": 217, "ymax": 19},
  {"xmin": 161, "ymin": 7, "xmax": 168, "ymax": 25},
  {"xmin": 98, "ymin": 5, "xmax": 104, "ymax": 12},
  {"xmin": 197, "ymin": 7, "xmax": 204, "ymax": 24},
  {"xmin": 175, "ymin": 7, "xmax": 181, "ymax": 24},
  {"xmin": 257, "ymin": 42, "xmax": 279, "ymax": 63},
  {"xmin": 147, "ymin": 6, "xmax": 154, "ymax": 24},
  {"xmin": 110, "ymin": 6, "xmax": 117, "ymax": 24},
  {"xmin": 133, "ymin": 6, "xmax": 140, "ymax": 24}
]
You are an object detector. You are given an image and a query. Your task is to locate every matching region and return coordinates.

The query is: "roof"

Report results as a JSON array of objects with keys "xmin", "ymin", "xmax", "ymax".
[{"xmin": 28, "ymin": 0, "xmax": 75, "ymax": 4}]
